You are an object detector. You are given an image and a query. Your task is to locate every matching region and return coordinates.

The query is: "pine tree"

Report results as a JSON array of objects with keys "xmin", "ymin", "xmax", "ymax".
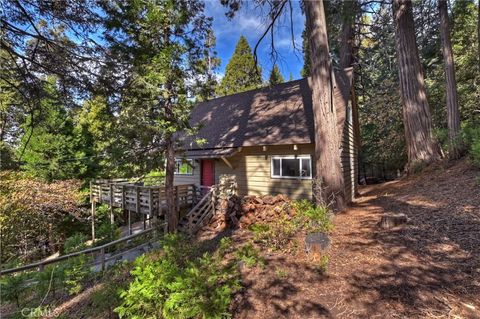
[
  {"xmin": 393, "ymin": 0, "xmax": 441, "ymax": 169},
  {"xmin": 103, "ymin": 0, "xmax": 215, "ymax": 231},
  {"xmin": 438, "ymin": 0, "xmax": 461, "ymax": 158},
  {"xmin": 268, "ymin": 64, "xmax": 284, "ymax": 85},
  {"xmin": 305, "ymin": 0, "xmax": 346, "ymax": 210},
  {"xmin": 217, "ymin": 36, "xmax": 262, "ymax": 96},
  {"xmin": 18, "ymin": 77, "xmax": 80, "ymax": 180}
]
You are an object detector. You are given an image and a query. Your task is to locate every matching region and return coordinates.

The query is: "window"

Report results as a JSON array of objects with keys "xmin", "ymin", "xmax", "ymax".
[
  {"xmin": 271, "ymin": 156, "xmax": 312, "ymax": 179},
  {"xmin": 174, "ymin": 159, "xmax": 193, "ymax": 175}
]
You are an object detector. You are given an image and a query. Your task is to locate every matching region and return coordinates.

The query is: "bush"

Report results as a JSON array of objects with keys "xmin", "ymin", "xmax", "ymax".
[
  {"xmin": 0, "ymin": 272, "xmax": 29, "ymax": 307},
  {"xmin": 250, "ymin": 219, "xmax": 297, "ymax": 251},
  {"xmin": 234, "ymin": 243, "xmax": 266, "ymax": 268},
  {"xmin": 293, "ymin": 200, "xmax": 334, "ymax": 233},
  {"xmin": 115, "ymin": 233, "xmax": 240, "ymax": 319},
  {"xmin": 248, "ymin": 200, "xmax": 333, "ymax": 252},
  {"xmin": 461, "ymin": 122, "xmax": 480, "ymax": 166}
]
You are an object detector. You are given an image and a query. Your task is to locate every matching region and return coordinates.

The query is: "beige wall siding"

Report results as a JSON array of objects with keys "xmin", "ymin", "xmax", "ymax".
[
  {"xmin": 173, "ymin": 161, "xmax": 201, "ymax": 186},
  {"xmin": 214, "ymin": 144, "xmax": 315, "ymax": 200}
]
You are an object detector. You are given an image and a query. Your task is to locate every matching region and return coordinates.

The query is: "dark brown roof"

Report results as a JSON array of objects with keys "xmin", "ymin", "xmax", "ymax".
[{"xmin": 182, "ymin": 69, "xmax": 353, "ymax": 151}]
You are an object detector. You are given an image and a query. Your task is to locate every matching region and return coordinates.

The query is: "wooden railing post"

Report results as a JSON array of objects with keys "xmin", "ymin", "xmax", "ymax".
[
  {"xmin": 109, "ymin": 183, "xmax": 114, "ymax": 225},
  {"xmin": 188, "ymin": 213, "xmax": 193, "ymax": 236},
  {"xmin": 100, "ymin": 247, "xmax": 105, "ymax": 271},
  {"xmin": 91, "ymin": 200, "xmax": 96, "ymax": 242}
]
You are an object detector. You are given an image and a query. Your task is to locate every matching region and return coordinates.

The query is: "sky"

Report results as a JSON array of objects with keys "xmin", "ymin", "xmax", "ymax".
[{"xmin": 204, "ymin": 0, "xmax": 306, "ymax": 82}]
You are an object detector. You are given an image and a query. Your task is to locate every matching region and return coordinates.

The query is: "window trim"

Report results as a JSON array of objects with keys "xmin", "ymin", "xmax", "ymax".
[
  {"xmin": 174, "ymin": 159, "xmax": 194, "ymax": 175},
  {"xmin": 270, "ymin": 155, "xmax": 312, "ymax": 180}
]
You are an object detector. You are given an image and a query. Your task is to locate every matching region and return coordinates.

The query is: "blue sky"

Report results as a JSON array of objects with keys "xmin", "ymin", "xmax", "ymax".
[{"xmin": 204, "ymin": 1, "xmax": 306, "ymax": 81}]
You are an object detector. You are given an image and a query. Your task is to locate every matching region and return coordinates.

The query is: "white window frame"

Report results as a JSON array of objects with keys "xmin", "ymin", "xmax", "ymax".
[
  {"xmin": 174, "ymin": 159, "xmax": 194, "ymax": 175},
  {"xmin": 270, "ymin": 155, "xmax": 312, "ymax": 179}
]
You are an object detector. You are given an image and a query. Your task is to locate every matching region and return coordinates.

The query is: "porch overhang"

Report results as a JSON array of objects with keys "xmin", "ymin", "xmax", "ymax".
[{"xmin": 184, "ymin": 147, "xmax": 240, "ymax": 159}]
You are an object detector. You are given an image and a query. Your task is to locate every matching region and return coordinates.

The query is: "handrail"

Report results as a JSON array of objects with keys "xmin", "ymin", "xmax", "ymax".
[
  {"xmin": 186, "ymin": 187, "xmax": 215, "ymax": 234},
  {"xmin": 0, "ymin": 226, "xmax": 164, "ymax": 276}
]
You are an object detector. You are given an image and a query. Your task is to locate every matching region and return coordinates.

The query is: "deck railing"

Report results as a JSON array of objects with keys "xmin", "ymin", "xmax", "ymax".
[{"xmin": 0, "ymin": 225, "xmax": 165, "ymax": 276}]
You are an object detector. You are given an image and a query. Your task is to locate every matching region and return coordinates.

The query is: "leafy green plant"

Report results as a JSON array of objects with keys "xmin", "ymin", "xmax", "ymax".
[
  {"xmin": 61, "ymin": 233, "xmax": 91, "ymax": 295},
  {"xmin": 275, "ymin": 267, "xmax": 288, "ymax": 279},
  {"xmin": 293, "ymin": 200, "xmax": 334, "ymax": 233},
  {"xmin": 36, "ymin": 265, "xmax": 64, "ymax": 300},
  {"xmin": 316, "ymin": 255, "xmax": 329, "ymax": 274},
  {"xmin": 235, "ymin": 243, "xmax": 266, "ymax": 268},
  {"xmin": 218, "ymin": 236, "xmax": 233, "ymax": 255},
  {"xmin": 0, "ymin": 273, "xmax": 28, "ymax": 307},
  {"xmin": 461, "ymin": 122, "xmax": 480, "ymax": 166},
  {"xmin": 115, "ymin": 233, "xmax": 240, "ymax": 319}
]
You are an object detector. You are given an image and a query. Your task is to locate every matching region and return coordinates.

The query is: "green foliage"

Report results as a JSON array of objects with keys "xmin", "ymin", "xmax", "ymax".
[
  {"xmin": 234, "ymin": 243, "xmax": 265, "ymax": 268},
  {"xmin": 250, "ymin": 218, "xmax": 297, "ymax": 251},
  {"xmin": 62, "ymin": 233, "xmax": 91, "ymax": 295},
  {"xmin": 268, "ymin": 64, "xmax": 284, "ymax": 86},
  {"xmin": 315, "ymin": 255, "xmax": 329, "ymax": 274},
  {"xmin": 90, "ymin": 262, "xmax": 133, "ymax": 318},
  {"xmin": 18, "ymin": 77, "xmax": 85, "ymax": 181},
  {"xmin": 274, "ymin": 267, "xmax": 288, "ymax": 279},
  {"xmin": 461, "ymin": 123, "xmax": 480, "ymax": 166},
  {"xmin": 216, "ymin": 36, "xmax": 263, "ymax": 96},
  {"xmin": 218, "ymin": 236, "xmax": 234, "ymax": 255},
  {"xmin": 357, "ymin": 7, "xmax": 407, "ymax": 175},
  {"xmin": 249, "ymin": 200, "xmax": 332, "ymax": 252},
  {"xmin": 451, "ymin": 0, "xmax": 480, "ymax": 123},
  {"xmin": 115, "ymin": 233, "xmax": 240, "ymax": 319},
  {"xmin": 293, "ymin": 200, "xmax": 333, "ymax": 233},
  {"xmin": 64, "ymin": 233, "xmax": 88, "ymax": 253},
  {"xmin": 0, "ymin": 273, "xmax": 28, "ymax": 307}
]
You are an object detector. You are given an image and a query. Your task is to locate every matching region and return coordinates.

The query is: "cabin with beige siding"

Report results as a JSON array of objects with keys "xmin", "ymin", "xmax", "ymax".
[{"xmin": 174, "ymin": 68, "xmax": 359, "ymax": 202}]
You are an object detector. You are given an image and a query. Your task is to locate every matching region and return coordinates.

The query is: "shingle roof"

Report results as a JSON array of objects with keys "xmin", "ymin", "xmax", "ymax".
[{"xmin": 182, "ymin": 69, "xmax": 353, "ymax": 152}]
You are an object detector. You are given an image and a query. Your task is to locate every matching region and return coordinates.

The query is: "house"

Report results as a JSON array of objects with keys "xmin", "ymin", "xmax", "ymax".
[{"xmin": 174, "ymin": 68, "xmax": 359, "ymax": 202}]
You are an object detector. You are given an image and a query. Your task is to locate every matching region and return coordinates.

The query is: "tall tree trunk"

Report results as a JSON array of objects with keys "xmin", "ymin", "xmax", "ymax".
[
  {"xmin": 438, "ymin": 0, "xmax": 461, "ymax": 159},
  {"xmin": 392, "ymin": 0, "xmax": 440, "ymax": 170},
  {"xmin": 305, "ymin": 0, "xmax": 345, "ymax": 211},
  {"xmin": 339, "ymin": 0, "xmax": 357, "ymax": 69},
  {"xmin": 477, "ymin": 0, "xmax": 480, "ymax": 68},
  {"xmin": 164, "ymin": 132, "xmax": 177, "ymax": 231}
]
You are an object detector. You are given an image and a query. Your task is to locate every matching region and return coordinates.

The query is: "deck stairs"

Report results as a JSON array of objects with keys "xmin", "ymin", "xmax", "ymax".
[{"xmin": 178, "ymin": 187, "xmax": 216, "ymax": 235}]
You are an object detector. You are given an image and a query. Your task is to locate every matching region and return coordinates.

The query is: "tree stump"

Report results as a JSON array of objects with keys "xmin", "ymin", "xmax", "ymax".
[{"xmin": 379, "ymin": 213, "xmax": 408, "ymax": 229}]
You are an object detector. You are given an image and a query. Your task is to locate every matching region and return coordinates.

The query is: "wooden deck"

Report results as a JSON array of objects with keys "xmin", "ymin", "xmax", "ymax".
[{"xmin": 90, "ymin": 181, "xmax": 200, "ymax": 216}]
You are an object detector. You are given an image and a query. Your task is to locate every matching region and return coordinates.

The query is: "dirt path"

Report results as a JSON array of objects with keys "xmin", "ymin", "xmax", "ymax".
[{"xmin": 233, "ymin": 160, "xmax": 480, "ymax": 318}]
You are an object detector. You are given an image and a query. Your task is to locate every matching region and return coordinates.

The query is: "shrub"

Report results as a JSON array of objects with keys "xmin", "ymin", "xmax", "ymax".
[
  {"xmin": 250, "ymin": 218, "xmax": 298, "ymax": 251},
  {"xmin": 234, "ymin": 243, "xmax": 266, "ymax": 268},
  {"xmin": 461, "ymin": 122, "xmax": 480, "ymax": 166},
  {"xmin": 293, "ymin": 200, "xmax": 334, "ymax": 233},
  {"xmin": 316, "ymin": 255, "xmax": 329, "ymax": 274},
  {"xmin": 115, "ymin": 233, "xmax": 240, "ymax": 319},
  {"xmin": 61, "ymin": 233, "xmax": 92, "ymax": 295},
  {"xmin": 0, "ymin": 272, "xmax": 28, "ymax": 307},
  {"xmin": 248, "ymin": 200, "xmax": 333, "ymax": 252},
  {"xmin": 90, "ymin": 262, "xmax": 132, "ymax": 318}
]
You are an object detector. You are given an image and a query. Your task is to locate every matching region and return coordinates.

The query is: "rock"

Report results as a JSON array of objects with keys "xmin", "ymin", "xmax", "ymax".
[
  {"xmin": 262, "ymin": 195, "xmax": 274, "ymax": 205},
  {"xmin": 305, "ymin": 233, "xmax": 331, "ymax": 255},
  {"xmin": 254, "ymin": 197, "xmax": 264, "ymax": 205},
  {"xmin": 379, "ymin": 213, "xmax": 408, "ymax": 229}
]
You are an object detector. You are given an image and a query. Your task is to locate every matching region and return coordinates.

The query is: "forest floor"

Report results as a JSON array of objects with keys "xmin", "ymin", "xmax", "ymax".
[
  {"xmin": 223, "ymin": 159, "xmax": 480, "ymax": 318},
  {"xmin": 46, "ymin": 159, "xmax": 480, "ymax": 319}
]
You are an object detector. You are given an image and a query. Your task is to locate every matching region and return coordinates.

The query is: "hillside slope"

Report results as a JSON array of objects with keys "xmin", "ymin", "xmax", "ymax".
[{"xmin": 232, "ymin": 159, "xmax": 480, "ymax": 318}]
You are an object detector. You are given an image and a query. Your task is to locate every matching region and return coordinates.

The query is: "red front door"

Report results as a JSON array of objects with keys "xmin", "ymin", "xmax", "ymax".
[{"xmin": 201, "ymin": 159, "xmax": 215, "ymax": 187}]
